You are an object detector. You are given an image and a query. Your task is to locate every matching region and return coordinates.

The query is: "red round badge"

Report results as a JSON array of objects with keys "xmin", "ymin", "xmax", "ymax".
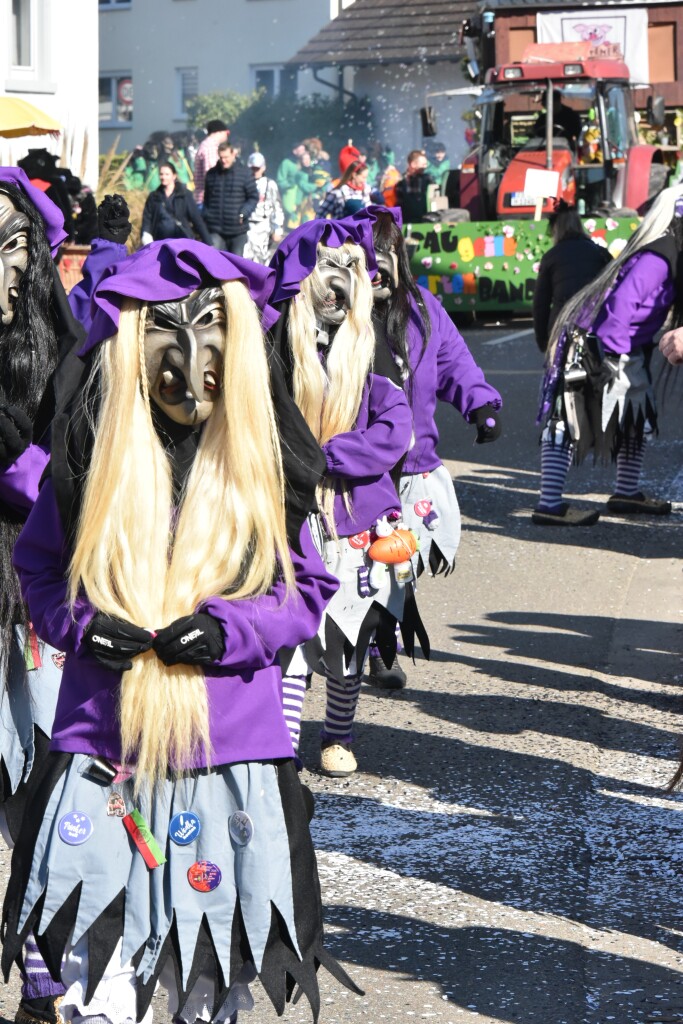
[
  {"xmin": 348, "ymin": 532, "xmax": 370, "ymax": 550},
  {"xmin": 187, "ymin": 860, "xmax": 222, "ymax": 892},
  {"xmin": 414, "ymin": 500, "xmax": 432, "ymax": 518}
]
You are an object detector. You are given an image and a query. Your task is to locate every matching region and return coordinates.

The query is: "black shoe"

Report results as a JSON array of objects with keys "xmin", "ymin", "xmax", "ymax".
[
  {"xmin": 365, "ymin": 654, "xmax": 407, "ymax": 690},
  {"xmin": 606, "ymin": 492, "xmax": 672, "ymax": 515},
  {"xmin": 531, "ymin": 503, "xmax": 600, "ymax": 526}
]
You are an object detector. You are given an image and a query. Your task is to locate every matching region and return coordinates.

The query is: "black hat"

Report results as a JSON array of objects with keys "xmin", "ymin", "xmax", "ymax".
[{"xmin": 206, "ymin": 119, "xmax": 229, "ymax": 134}]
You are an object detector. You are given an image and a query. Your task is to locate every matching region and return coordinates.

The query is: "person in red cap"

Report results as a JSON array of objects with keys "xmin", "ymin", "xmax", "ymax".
[{"xmin": 338, "ymin": 143, "xmax": 362, "ymax": 175}]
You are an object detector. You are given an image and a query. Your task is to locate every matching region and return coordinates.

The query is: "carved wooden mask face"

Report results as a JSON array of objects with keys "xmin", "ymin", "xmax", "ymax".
[
  {"xmin": 144, "ymin": 287, "xmax": 225, "ymax": 426},
  {"xmin": 0, "ymin": 192, "xmax": 30, "ymax": 328}
]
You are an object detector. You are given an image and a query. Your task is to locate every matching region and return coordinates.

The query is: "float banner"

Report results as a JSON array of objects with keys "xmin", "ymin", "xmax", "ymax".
[{"xmin": 536, "ymin": 8, "xmax": 649, "ymax": 84}]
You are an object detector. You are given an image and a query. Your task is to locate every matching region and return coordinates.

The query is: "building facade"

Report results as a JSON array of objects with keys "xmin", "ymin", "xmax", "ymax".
[
  {"xmin": 99, "ymin": 0, "xmax": 334, "ymax": 153},
  {"xmin": 0, "ymin": 0, "xmax": 99, "ymax": 186}
]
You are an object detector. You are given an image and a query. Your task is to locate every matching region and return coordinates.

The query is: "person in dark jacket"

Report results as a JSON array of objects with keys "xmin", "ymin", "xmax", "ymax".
[
  {"xmin": 533, "ymin": 201, "xmax": 612, "ymax": 352},
  {"xmin": 202, "ymin": 142, "xmax": 259, "ymax": 255},
  {"xmin": 141, "ymin": 161, "xmax": 211, "ymax": 245}
]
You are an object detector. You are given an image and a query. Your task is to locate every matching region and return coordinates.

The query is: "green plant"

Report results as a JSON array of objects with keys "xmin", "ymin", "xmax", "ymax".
[{"xmin": 185, "ymin": 90, "xmax": 263, "ymax": 131}]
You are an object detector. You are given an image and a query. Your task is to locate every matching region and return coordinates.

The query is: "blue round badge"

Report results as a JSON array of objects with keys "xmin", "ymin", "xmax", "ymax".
[
  {"xmin": 58, "ymin": 811, "xmax": 94, "ymax": 846},
  {"xmin": 169, "ymin": 811, "xmax": 201, "ymax": 846}
]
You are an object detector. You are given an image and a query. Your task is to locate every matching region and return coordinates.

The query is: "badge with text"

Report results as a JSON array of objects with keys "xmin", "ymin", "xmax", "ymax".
[
  {"xmin": 58, "ymin": 811, "xmax": 94, "ymax": 846},
  {"xmin": 414, "ymin": 499, "xmax": 432, "ymax": 518},
  {"xmin": 169, "ymin": 811, "xmax": 201, "ymax": 846},
  {"xmin": 187, "ymin": 860, "xmax": 222, "ymax": 892},
  {"xmin": 229, "ymin": 810, "xmax": 254, "ymax": 846},
  {"xmin": 348, "ymin": 531, "xmax": 370, "ymax": 550}
]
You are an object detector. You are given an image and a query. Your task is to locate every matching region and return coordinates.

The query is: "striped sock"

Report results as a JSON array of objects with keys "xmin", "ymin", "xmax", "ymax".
[
  {"xmin": 615, "ymin": 441, "xmax": 645, "ymax": 496},
  {"xmin": 21, "ymin": 933, "xmax": 65, "ymax": 1000},
  {"xmin": 281, "ymin": 672, "xmax": 309, "ymax": 753},
  {"xmin": 321, "ymin": 673, "xmax": 362, "ymax": 746},
  {"xmin": 538, "ymin": 433, "xmax": 573, "ymax": 510}
]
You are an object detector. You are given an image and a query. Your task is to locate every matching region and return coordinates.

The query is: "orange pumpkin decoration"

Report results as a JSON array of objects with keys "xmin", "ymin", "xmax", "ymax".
[{"xmin": 368, "ymin": 529, "xmax": 417, "ymax": 565}]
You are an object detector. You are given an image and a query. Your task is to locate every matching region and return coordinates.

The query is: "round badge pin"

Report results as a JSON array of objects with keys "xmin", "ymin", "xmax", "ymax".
[
  {"xmin": 348, "ymin": 531, "xmax": 370, "ymax": 550},
  {"xmin": 187, "ymin": 860, "xmax": 222, "ymax": 892},
  {"xmin": 58, "ymin": 811, "xmax": 94, "ymax": 846},
  {"xmin": 414, "ymin": 499, "xmax": 432, "ymax": 518},
  {"xmin": 229, "ymin": 810, "xmax": 254, "ymax": 846},
  {"xmin": 169, "ymin": 811, "xmax": 201, "ymax": 846}
]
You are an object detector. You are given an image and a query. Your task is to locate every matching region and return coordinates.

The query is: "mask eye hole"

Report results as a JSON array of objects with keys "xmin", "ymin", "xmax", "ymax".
[{"xmin": 1, "ymin": 232, "xmax": 28, "ymax": 255}]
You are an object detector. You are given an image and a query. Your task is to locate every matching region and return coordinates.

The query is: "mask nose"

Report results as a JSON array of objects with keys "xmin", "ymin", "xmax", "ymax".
[{"xmin": 177, "ymin": 326, "xmax": 205, "ymax": 403}]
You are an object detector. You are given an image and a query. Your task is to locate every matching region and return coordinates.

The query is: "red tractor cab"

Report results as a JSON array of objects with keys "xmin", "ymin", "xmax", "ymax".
[{"xmin": 460, "ymin": 42, "xmax": 664, "ymax": 220}]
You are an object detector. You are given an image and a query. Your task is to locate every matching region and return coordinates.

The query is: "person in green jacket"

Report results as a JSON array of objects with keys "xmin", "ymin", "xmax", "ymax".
[
  {"xmin": 276, "ymin": 142, "xmax": 320, "ymax": 230},
  {"xmin": 427, "ymin": 142, "xmax": 451, "ymax": 193}
]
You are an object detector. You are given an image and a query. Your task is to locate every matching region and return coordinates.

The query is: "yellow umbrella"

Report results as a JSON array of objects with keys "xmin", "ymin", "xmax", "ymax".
[{"xmin": 0, "ymin": 96, "xmax": 61, "ymax": 138}]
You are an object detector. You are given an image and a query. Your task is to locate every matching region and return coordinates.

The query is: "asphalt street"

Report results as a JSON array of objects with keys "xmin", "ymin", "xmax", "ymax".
[{"xmin": 0, "ymin": 320, "xmax": 682, "ymax": 1024}]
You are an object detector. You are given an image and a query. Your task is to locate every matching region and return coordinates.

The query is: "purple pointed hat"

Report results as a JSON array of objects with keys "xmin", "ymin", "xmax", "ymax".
[
  {"xmin": 0, "ymin": 166, "xmax": 67, "ymax": 256},
  {"xmin": 269, "ymin": 214, "xmax": 378, "ymax": 306},
  {"xmin": 83, "ymin": 239, "xmax": 280, "ymax": 354}
]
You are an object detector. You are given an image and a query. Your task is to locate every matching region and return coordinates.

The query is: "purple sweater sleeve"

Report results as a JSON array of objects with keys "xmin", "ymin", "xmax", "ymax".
[
  {"xmin": 198, "ymin": 522, "xmax": 338, "ymax": 673},
  {"xmin": 322, "ymin": 374, "xmax": 412, "ymax": 478},
  {"xmin": 13, "ymin": 478, "xmax": 96, "ymax": 652},
  {"xmin": 0, "ymin": 443, "xmax": 49, "ymax": 516},
  {"xmin": 430, "ymin": 297, "xmax": 502, "ymax": 419},
  {"xmin": 592, "ymin": 251, "xmax": 674, "ymax": 355}
]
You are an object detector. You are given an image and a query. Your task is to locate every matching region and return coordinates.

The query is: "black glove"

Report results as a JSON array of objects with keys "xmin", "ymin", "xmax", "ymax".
[
  {"xmin": 152, "ymin": 613, "xmax": 225, "ymax": 667},
  {"xmin": 83, "ymin": 613, "xmax": 153, "ymax": 672},
  {"xmin": 97, "ymin": 194, "xmax": 132, "ymax": 245},
  {"xmin": 0, "ymin": 405, "xmax": 32, "ymax": 468},
  {"xmin": 472, "ymin": 404, "xmax": 502, "ymax": 444}
]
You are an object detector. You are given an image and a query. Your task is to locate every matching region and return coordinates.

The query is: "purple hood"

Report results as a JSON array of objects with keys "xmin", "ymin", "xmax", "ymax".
[
  {"xmin": 269, "ymin": 214, "xmax": 378, "ymax": 305},
  {"xmin": 0, "ymin": 165, "xmax": 67, "ymax": 256},
  {"xmin": 84, "ymin": 239, "xmax": 280, "ymax": 353}
]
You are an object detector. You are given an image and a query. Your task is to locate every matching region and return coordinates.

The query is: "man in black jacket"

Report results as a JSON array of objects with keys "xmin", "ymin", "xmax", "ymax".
[{"xmin": 202, "ymin": 143, "xmax": 258, "ymax": 255}]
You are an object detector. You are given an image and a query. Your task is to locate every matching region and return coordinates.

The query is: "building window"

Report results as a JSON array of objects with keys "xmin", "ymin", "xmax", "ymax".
[
  {"xmin": 251, "ymin": 65, "xmax": 297, "ymax": 98},
  {"xmin": 99, "ymin": 74, "xmax": 133, "ymax": 126},
  {"xmin": 648, "ymin": 23, "xmax": 676, "ymax": 83},
  {"xmin": 11, "ymin": 0, "xmax": 33, "ymax": 67},
  {"xmin": 99, "ymin": 0, "xmax": 132, "ymax": 8},
  {"xmin": 176, "ymin": 66, "xmax": 198, "ymax": 117}
]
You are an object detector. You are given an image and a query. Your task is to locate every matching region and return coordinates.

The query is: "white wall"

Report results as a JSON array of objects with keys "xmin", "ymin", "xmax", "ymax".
[
  {"xmin": 353, "ymin": 60, "xmax": 474, "ymax": 171},
  {"xmin": 99, "ymin": 0, "xmax": 332, "ymax": 153},
  {"xmin": 0, "ymin": 0, "xmax": 99, "ymax": 186}
]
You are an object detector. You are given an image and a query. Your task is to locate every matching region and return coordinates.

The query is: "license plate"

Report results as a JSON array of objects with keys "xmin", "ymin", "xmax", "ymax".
[{"xmin": 510, "ymin": 192, "xmax": 536, "ymax": 207}]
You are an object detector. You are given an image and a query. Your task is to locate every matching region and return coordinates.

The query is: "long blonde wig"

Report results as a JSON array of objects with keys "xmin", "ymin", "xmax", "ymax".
[
  {"xmin": 69, "ymin": 281, "xmax": 295, "ymax": 787},
  {"xmin": 547, "ymin": 184, "xmax": 683, "ymax": 364},
  {"xmin": 287, "ymin": 243, "xmax": 375, "ymax": 532}
]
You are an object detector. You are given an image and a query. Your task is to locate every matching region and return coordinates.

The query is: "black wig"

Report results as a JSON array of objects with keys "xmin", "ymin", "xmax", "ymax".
[
  {"xmin": 372, "ymin": 211, "xmax": 431, "ymax": 384},
  {"xmin": 0, "ymin": 182, "xmax": 59, "ymax": 676}
]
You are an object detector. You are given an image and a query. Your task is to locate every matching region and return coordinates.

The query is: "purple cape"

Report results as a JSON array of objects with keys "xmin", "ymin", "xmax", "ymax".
[
  {"xmin": 0, "ymin": 165, "xmax": 67, "ymax": 256},
  {"xmin": 83, "ymin": 239, "xmax": 280, "ymax": 353},
  {"xmin": 268, "ymin": 214, "xmax": 378, "ymax": 306}
]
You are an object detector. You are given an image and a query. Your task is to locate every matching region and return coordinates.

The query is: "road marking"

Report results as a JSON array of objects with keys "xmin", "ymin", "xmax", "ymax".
[{"xmin": 481, "ymin": 328, "xmax": 534, "ymax": 346}]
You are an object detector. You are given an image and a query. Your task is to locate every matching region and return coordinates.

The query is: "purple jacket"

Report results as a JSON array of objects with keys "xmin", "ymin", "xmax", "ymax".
[
  {"xmin": 322, "ymin": 373, "xmax": 412, "ymax": 536},
  {"xmin": 14, "ymin": 479, "xmax": 338, "ymax": 766},
  {"xmin": 67, "ymin": 239, "xmax": 128, "ymax": 333},
  {"xmin": 0, "ymin": 444, "xmax": 49, "ymax": 518},
  {"xmin": 582, "ymin": 251, "xmax": 674, "ymax": 355},
  {"xmin": 403, "ymin": 288, "xmax": 502, "ymax": 474}
]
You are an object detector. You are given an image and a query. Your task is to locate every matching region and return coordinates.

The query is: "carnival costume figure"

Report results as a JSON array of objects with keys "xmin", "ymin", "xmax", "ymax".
[
  {"xmin": 1, "ymin": 239, "xmax": 361, "ymax": 1024},
  {"xmin": 0, "ymin": 167, "xmax": 90, "ymax": 1024},
  {"xmin": 268, "ymin": 217, "xmax": 416, "ymax": 776},
  {"xmin": 534, "ymin": 185, "xmax": 683, "ymax": 525},
  {"xmin": 358, "ymin": 206, "xmax": 502, "ymax": 688}
]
